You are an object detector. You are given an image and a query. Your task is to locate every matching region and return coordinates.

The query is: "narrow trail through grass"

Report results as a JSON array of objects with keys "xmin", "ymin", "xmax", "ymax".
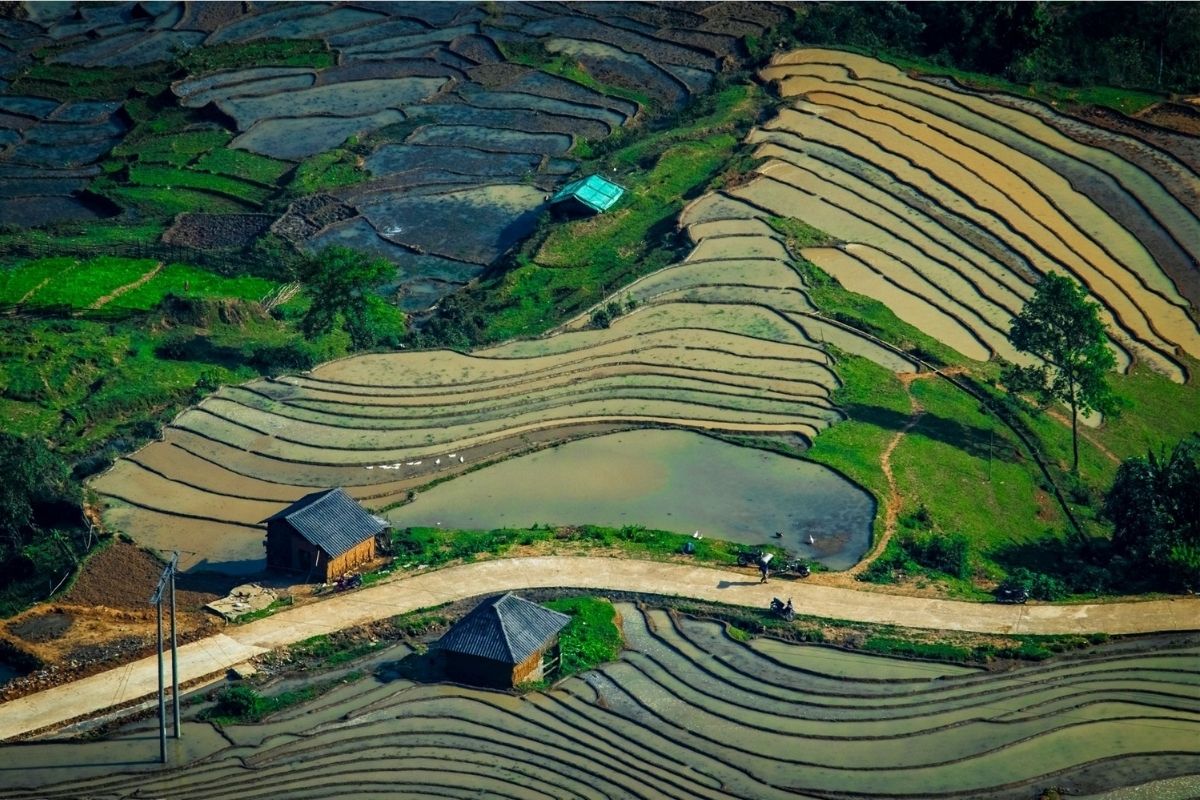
[
  {"xmin": 1044, "ymin": 407, "xmax": 1120, "ymax": 465},
  {"xmin": 15, "ymin": 277, "xmax": 50, "ymax": 307},
  {"xmin": 86, "ymin": 262, "xmax": 163, "ymax": 311},
  {"xmin": 850, "ymin": 372, "xmax": 925, "ymax": 576}
]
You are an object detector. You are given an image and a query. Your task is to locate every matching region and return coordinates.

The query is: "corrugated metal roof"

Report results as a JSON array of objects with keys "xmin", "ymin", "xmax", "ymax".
[
  {"xmin": 549, "ymin": 174, "xmax": 625, "ymax": 213},
  {"xmin": 436, "ymin": 593, "xmax": 571, "ymax": 664},
  {"xmin": 262, "ymin": 488, "xmax": 386, "ymax": 558}
]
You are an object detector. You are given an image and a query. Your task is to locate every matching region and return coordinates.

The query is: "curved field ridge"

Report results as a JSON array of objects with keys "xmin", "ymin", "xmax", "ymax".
[
  {"xmin": 756, "ymin": 49, "xmax": 1200, "ymax": 383},
  {"xmin": 4, "ymin": 599, "xmax": 1199, "ymax": 798},
  {"xmin": 91, "ymin": 183, "xmax": 908, "ymax": 570}
]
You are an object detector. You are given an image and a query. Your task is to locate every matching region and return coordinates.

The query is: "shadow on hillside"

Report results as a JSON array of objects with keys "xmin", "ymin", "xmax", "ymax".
[{"xmin": 842, "ymin": 402, "xmax": 1019, "ymax": 463}]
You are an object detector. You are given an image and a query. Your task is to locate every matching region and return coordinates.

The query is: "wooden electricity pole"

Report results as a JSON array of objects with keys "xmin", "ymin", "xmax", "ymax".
[{"xmin": 149, "ymin": 552, "xmax": 181, "ymax": 763}]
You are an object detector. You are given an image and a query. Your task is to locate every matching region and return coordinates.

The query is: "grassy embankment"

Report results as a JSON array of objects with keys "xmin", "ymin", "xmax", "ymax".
[
  {"xmin": 530, "ymin": 597, "xmax": 623, "ymax": 688},
  {"xmin": 389, "ymin": 524, "xmax": 788, "ymax": 572}
]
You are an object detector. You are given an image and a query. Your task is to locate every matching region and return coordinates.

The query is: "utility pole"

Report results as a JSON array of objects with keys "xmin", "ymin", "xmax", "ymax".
[{"xmin": 149, "ymin": 552, "xmax": 181, "ymax": 764}]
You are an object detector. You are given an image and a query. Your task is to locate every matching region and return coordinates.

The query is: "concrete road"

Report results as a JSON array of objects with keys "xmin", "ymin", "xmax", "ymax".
[{"xmin": 2, "ymin": 556, "xmax": 1197, "ymax": 741}]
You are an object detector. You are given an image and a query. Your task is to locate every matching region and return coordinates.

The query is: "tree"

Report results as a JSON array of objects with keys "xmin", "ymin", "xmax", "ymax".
[
  {"xmin": 1105, "ymin": 437, "xmax": 1200, "ymax": 591},
  {"xmin": 1004, "ymin": 273, "xmax": 1116, "ymax": 472},
  {"xmin": 297, "ymin": 246, "xmax": 404, "ymax": 350},
  {"xmin": 0, "ymin": 433, "xmax": 75, "ymax": 562}
]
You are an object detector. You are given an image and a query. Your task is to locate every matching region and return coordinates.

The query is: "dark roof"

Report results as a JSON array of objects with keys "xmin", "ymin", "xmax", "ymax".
[
  {"xmin": 262, "ymin": 488, "xmax": 386, "ymax": 558},
  {"xmin": 437, "ymin": 593, "xmax": 571, "ymax": 665}
]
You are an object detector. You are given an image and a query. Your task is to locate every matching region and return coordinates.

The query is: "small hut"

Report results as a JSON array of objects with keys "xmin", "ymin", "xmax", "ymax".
[
  {"xmin": 436, "ymin": 593, "xmax": 571, "ymax": 688},
  {"xmin": 262, "ymin": 488, "xmax": 386, "ymax": 582},
  {"xmin": 548, "ymin": 174, "xmax": 625, "ymax": 216}
]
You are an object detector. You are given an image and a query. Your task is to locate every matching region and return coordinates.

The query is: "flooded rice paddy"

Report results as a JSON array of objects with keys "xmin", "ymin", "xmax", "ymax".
[
  {"xmin": 3, "ymin": 604, "xmax": 1197, "ymax": 799},
  {"xmin": 387, "ymin": 430, "xmax": 874, "ymax": 569}
]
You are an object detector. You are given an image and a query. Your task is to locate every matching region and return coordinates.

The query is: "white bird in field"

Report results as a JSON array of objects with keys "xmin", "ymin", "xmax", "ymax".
[
  {"xmin": 435, "ymin": 458, "xmax": 441, "ymax": 465},
  {"xmin": 808, "ymin": 534, "xmax": 815, "ymax": 545},
  {"xmin": 366, "ymin": 466, "xmax": 374, "ymax": 470},
  {"xmin": 448, "ymin": 453, "xmax": 457, "ymax": 458},
  {"xmin": 459, "ymin": 456, "xmax": 464, "ymax": 463}
]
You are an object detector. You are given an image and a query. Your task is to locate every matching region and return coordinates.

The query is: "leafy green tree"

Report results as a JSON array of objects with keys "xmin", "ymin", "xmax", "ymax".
[
  {"xmin": 0, "ymin": 433, "xmax": 76, "ymax": 562},
  {"xmin": 1004, "ymin": 273, "xmax": 1116, "ymax": 472},
  {"xmin": 1105, "ymin": 436, "xmax": 1200, "ymax": 591},
  {"xmin": 297, "ymin": 246, "xmax": 404, "ymax": 350}
]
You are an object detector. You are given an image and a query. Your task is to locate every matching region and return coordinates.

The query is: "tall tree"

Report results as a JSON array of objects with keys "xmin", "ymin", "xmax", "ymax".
[
  {"xmin": 297, "ymin": 246, "xmax": 404, "ymax": 350},
  {"xmin": 1004, "ymin": 273, "xmax": 1116, "ymax": 472},
  {"xmin": 1105, "ymin": 437, "xmax": 1200, "ymax": 591}
]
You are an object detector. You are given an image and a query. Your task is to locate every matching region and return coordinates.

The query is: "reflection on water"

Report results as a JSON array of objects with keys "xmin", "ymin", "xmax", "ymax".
[{"xmin": 387, "ymin": 429, "xmax": 875, "ymax": 569}]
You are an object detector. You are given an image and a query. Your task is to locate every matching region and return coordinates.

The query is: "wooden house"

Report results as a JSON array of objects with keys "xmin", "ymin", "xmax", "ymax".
[
  {"xmin": 262, "ymin": 488, "xmax": 386, "ymax": 582},
  {"xmin": 436, "ymin": 593, "xmax": 571, "ymax": 688}
]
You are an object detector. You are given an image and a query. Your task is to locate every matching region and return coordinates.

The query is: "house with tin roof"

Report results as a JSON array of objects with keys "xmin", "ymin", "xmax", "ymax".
[
  {"xmin": 436, "ymin": 593, "xmax": 571, "ymax": 687},
  {"xmin": 549, "ymin": 173, "xmax": 625, "ymax": 215},
  {"xmin": 262, "ymin": 488, "xmax": 386, "ymax": 582}
]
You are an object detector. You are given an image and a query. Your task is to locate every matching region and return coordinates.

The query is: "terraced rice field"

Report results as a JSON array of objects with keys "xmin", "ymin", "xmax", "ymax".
[
  {"xmin": 90, "ymin": 46, "xmax": 1200, "ymax": 573},
  {"xmin": 1, "ymin": 1, "xmax": 788, "ymax": 308},
  {"xmin": 750, "ymin": 49, "xmax": 1200, "ymax": 383},
  {"xmin": 91, "ymin": 182, "xmax": 901, "ymax": 570},
  {"xmin": 5, "ymin": 604, "xmax": 1198, "ymax": 799}
]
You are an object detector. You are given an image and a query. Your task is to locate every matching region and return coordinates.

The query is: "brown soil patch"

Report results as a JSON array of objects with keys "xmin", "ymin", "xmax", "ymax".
[
  {"xmin": 1135, "ymin": 102, "xmax": 1200, "ymax": 136},
  {"xmin": 164, "ymin": 213, "xmax": 274, "ymax": 249},
  {"xmin": 0, "ymin": 542, "xmax": 233, "ymax": 702},
  {"xmin": 61, "ymin": 541, "xmax": 228, "ymax": 611},
  {"xmin": 87, "ymin": 262, "xmax": 161, "ymax": 310}
]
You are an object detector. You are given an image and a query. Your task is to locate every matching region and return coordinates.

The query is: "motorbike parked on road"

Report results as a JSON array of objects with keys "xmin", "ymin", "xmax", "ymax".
[{"xmin": 770, "ymin": 597, "xmax": 795, "ymax": 621}]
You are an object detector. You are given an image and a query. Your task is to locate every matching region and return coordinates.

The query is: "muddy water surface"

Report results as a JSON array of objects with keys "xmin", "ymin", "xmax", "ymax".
[{"xmin": 386, "ymin": 429, "xmax": 874, "ymax": 569}]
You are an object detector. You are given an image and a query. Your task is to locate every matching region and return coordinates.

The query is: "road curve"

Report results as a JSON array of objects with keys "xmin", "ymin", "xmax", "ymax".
[{"xmin": 2, "ymin": 556, "xmax": 1198, "ymax": 741}]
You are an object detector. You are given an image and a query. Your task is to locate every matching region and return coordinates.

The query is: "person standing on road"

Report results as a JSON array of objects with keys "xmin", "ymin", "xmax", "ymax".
[{"xmin": 759, "ymin": 552, "xmax": 772, "ymax": 583}]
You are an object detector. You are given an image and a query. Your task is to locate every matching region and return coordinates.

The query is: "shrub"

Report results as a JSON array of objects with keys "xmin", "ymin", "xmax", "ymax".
[
  {"xmin": 543, "ymin": 597, "xmax": 622, "ymax": 679},
  {"xmin": 246, "ymin": 340, "xmax": 318, "ymax": 373},
  {"xmin": 589, "ymin": 300, "xmax": 622, "ymax": 329},
  {"xmin": 1000, "ymin": 567, "xmax": 1069, "ymax": 601},
  {"xmin": 901, "ymin": 531, "xmax": 971, "ymax": 579},
  {"xmin": 211, "ymin": 684, "xmax": 263, "ymax": 719}
]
